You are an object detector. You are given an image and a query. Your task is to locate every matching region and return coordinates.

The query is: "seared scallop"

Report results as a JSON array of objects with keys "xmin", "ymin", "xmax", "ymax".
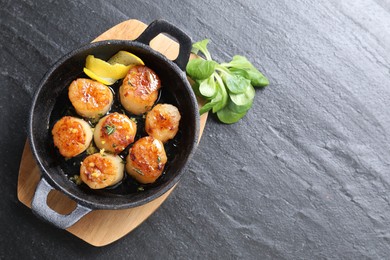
[
  {"xmin": 94, "ymin": 112, "xmax": 137, "ymax": 154},
  {"xmin": 52, "ymin": 116, "xmax": 93, "ymax": 158},
  {"xmin": 145, "ymin": 104, "xmax": 181, "ymax": 143},
  {"xmin": 68, "ymin": 78, "xmax": 113, "ymax": 119},
  {"xmin": 126, "ymin": 136, "xmax": 167, "ymax": 184},
  {"xmin": 119, "ymin": 65, "xmax": 161, "ymax": 115},
  {"xmin": 80, "ymin": 152, "xmax": 124, "ymax": 189}
]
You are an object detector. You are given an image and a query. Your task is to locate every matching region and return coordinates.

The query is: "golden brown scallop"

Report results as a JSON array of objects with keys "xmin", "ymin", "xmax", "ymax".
[
  {"xmin": 52, "ymin": 116, "xmax": 93, "ymax": 158},
  {"xmin": 80, "ymin": 152, "xmax": 124, "ymax": 189},
  {"xmin": 126, "ymin": 136, "xmax": 167, "ymax": 184},
  {"xmin": 145, "ymin": 104, "xmax": 181, "ymax": 143},
  {"xmin": 94, "ymin": 112, "xmax": 137, "ymax": 154},
  {"xmin": 119, "ymin": 65, "xmax": 161, "ymax": 115},
  {"xmin": 68, "ymin": 78, "xmax": 113, "ymax": 119}
]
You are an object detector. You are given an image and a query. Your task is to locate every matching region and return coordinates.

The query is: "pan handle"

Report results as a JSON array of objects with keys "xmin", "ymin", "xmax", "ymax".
[
  {"xmin": 135, "ymin": 19, "xmax": 192, "ymax": 71},
  {"xmin": 31, "ymin": 178, "xmax": 92, "ymax": 229}
]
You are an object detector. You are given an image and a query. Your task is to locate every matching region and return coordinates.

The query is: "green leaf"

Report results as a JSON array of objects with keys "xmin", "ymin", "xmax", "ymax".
[
  {"xmin": 199, "ymin": 77, "xmax": 227, "ymax": 115},
  {"xmin": 199, "ymin": 75, "xmax": 217, "ymax": 98},
  {"xmin": 228, "ymin": 67, "xmax": 250, "ymax": 79},
  {"xmin": 199, "ymin": 99, "xmax": 218, "ymax": 115},
  {"xmin": 246, "ymin": 69, "xmax": 269, "ymax": 87},
  {"xmin": 186, "ymin": 59, "xmax": 217, "ymax": 80},
  {"xmin": 212, "ymin": 74, "xmax": 228, "ymax": 113},
  {"xmin": 222, "ymin": 73, "xmax": 251, "ymax": 94},
  {"xmin": 187, "ymin": 39, "xmax": 270, "ymax": 124},
  {"xmin": 225, "ymin": 55, "xmax": 254, "ymax": 70},
  {"xmin": 191, "ymin": 80, "xmax": 201, "ymax": 97},
  {"xmin": 228, "ymin": 98, "xmax": 253, "ymax": 114},
  {"xmin": 192, "ymin": 39, "xmax": 211, "ymax": 60},
  {"xmin": 228, "ymin": 84, "xmax": 255, "ymax": 113},
  {"xmin": 217, "ymin": 106, "xmax": 247, "ymax": 124},
  {"xmin": 208, "ymin": 85, "xmax": 223, "ymax": 113},
  {"xmin": 224, "ymin": 55, "xmax": 269, "ymax": 87}
]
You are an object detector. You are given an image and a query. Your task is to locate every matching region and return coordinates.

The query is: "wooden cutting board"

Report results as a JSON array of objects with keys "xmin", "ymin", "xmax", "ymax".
[{"xmin": 17, "ymin": 19, "xmax": 207, "ymax": 247}]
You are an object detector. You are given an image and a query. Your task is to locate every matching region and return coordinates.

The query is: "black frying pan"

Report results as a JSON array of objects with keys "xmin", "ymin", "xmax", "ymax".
[{"xmin": 29, "ymin": 20, "xmax": 199, "ymax": 229}]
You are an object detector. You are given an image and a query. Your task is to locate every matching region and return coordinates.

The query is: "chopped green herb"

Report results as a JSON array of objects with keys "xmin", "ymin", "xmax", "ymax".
[
  {"xmin": 70, "ymin": 175, "xmax": 82, "ymax": 185},
  {"xmin": 137, "ymin": 186, "xmax": 144, "ymax": 192},
  {"xmin": 104, "ymin": 125, "xmax": 116, "ymax": 135},
  {"xmin": 134, "ymin": 168, "xmax": 144, "ymax": 176},
  {"xmin": 89, "ymin": 117, "xmax": 100, "ymax": 125},
  {"xmin": 157, "ymin": 156, "xmax": 161, "ymax": 163},
  {"xmin": 86, "ymin": 144, "xmax": 98, "ymax": 155}
]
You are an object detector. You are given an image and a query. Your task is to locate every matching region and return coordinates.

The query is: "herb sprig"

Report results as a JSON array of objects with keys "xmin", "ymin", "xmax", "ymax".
[
  {"xmin": 104, "ymin": 124, "xmax": 116, "ymax": 135},
  {"xmin": 186, "ymin": 39, "xmax": 269, "ymax": 124}
]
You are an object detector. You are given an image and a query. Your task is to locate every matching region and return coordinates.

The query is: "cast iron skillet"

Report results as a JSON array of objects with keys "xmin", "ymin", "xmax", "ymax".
[{"xmin": 29, "ymin": 20, "xmax": 199, "ymax": 229}]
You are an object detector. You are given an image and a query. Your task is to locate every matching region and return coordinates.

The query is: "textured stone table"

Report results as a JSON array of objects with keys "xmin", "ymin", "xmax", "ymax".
[{"xmin": 2, "ymin": 0, "xmax": 390, "ymax": 258}]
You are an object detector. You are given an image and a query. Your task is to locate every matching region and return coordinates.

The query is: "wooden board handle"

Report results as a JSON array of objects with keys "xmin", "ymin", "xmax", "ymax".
[{"xmin": 136, "ymin": 19, "xmax": 192, "ymax": 70}]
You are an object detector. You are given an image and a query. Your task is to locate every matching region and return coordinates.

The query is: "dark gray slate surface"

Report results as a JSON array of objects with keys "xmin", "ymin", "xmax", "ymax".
[{"xmin": 1, "ymin": 0, "xmax": 390, "ymax": 259}]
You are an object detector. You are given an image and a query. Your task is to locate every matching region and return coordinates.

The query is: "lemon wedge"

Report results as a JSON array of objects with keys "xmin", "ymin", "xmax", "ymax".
[
  {"xmin": 107, "ymin": 51, "xmax": 144, "ymax": 66},
  {"xmin": 83, "ymin": 67, "xmax": 117, "ymax": 85},
  {"xmin": 83, "ymin": 52, "xmax": 144, "ymax": 86},
  {"xmin": 85, "ymin": 55, "xmax": 131, "ymax": 79}
]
